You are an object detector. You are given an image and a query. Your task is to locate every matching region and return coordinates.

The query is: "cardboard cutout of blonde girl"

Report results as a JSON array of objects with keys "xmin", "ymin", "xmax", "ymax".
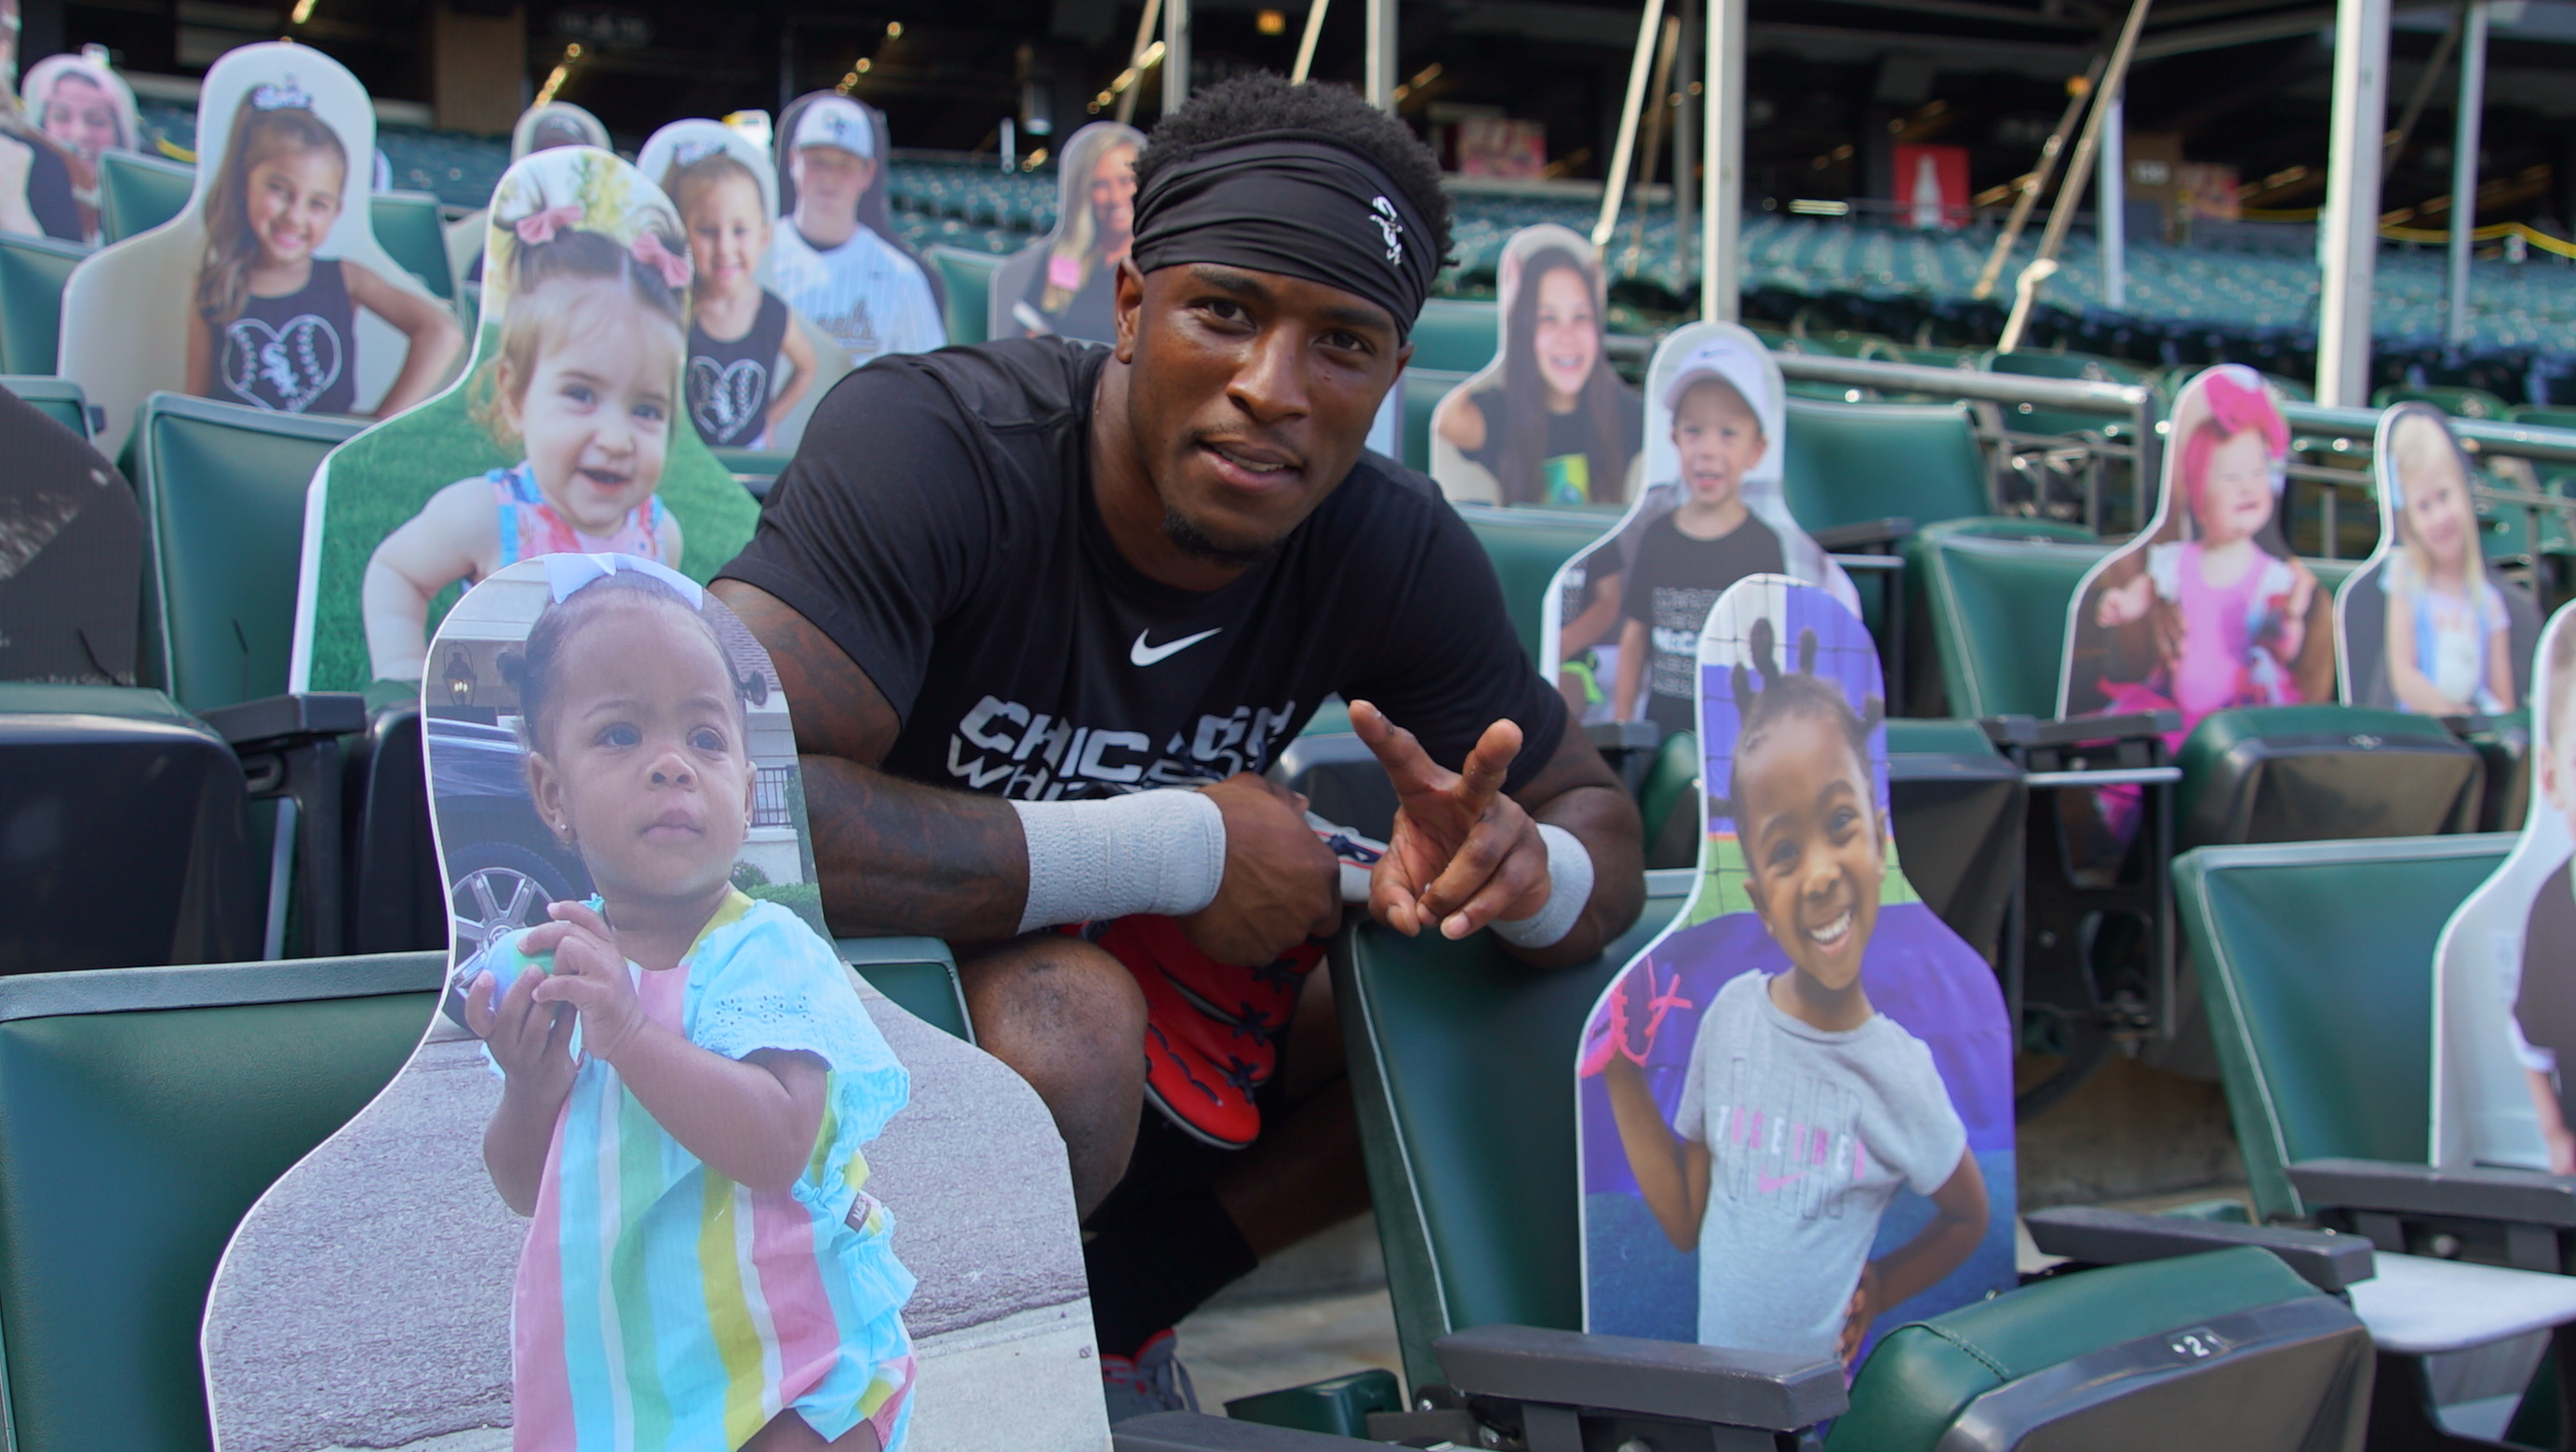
[
  {"xmin": 986, "ymin": 119, "xmax": 1140, "ymax": 343},
  {"xmin": 1538, "ymin": 320, "xmax": 1857, "ymax": 733},
  {"xmin": 768, "ymin": 92, "xmax": 941, "ymax": 367},
  {"xmin": 288, "ymin": 144, "xmax": 762, "ymax": 695},
  {"xmin": 2337, "ymin": 401, "xmax": 2539, "ymax": 718},
  {"xmin": 1429, "ymin": 223, "xmax": 1643, "ymax": 508},
  {"xmin": 207, "ymin": 555, "xmax": 1110, "ymax": 1452},
  {"xmin": 60, "ymin": 43, "xmax": 463, "ymax": 457},
  {"xmin": 2059, "ymin": 365, "xmax": 2334, "ymax": 855},
  {"xmin": 639, "ymin": 119, "xmax": 838, "ymax": 451},
  {"xmin": 2435, "ymin": 606, "xmax": 2576, "ymax": 1175},
  {"xmin": 1577, "ymin": 576, "xmax": 2013, "ymax": 1363}
]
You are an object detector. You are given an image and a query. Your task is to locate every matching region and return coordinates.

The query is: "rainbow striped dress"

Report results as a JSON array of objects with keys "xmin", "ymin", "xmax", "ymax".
[{"xmin": 479, "ymin": 891, "xmax": 917, "ymax": 1450}]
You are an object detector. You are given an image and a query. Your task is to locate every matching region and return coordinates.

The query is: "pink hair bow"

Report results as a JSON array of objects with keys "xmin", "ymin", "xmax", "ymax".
[
  {"xmin": 513, "ymin": 203, "xmax": 584, "ymax": 247},
  {"xmin": 631, "ymin": 231, "xmax": 693, "ymax": 289}
]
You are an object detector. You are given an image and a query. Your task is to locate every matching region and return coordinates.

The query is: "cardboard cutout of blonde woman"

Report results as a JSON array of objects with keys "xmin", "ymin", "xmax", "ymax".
[
  {"xmin": 447, "ymin": 101, "xmax": 614, "ymax": 286},
  {"xmin": 769, "ymin": 92, "xmax": 942, "ymax": 366},
  {"xmin": 1429, "ymin": 223, "xmax": 1644, "ymax": 508},
  {"xmin": 2059, "ymin": 364, "xmax": 2334, "ymax": 859},
  {"xmin": 639, "ymin": 118, "xmax": 846, "ymax": 452},
  {"xmin": 986, "ymin": 120, "xmax": 1141, "ymax": 343},
  {"xmin": 23, "ymin": 47, "xmax": 136, "ymax": 242},
  {"xmin": 2337, "ymin": 401, "xmax": 2540, "ymax": 718},
  {"xmin": 59, "ymin": 43, "xmax": 463, "ymax": 458},
  {"xmin": 207, "ymin": 555, "xmax": 1109, "ymax": 1452},
  {"xmin": 0, "ymin": 0, "xmax": 93, "ymax": 246},
  {"xmin": 1536, "ymin": 320, "xmax": 1857, "ymax": 734},
  {"xmin": 288, "ymin": 144, "xmax": 761, "ymax": 697},
  {"xmin": 1577, "ymin": 576, "xmax": 2014, "ymax": 1365},
  {"xmin": 2435, "ymin": 605, "xmax": 2576, "ymax": 1176}
]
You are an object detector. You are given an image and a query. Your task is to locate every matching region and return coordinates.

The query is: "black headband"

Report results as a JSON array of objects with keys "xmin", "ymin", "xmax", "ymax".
[{"xmin": 1130, "ymin": 129, "xmax": 1437, "ymax": 338}]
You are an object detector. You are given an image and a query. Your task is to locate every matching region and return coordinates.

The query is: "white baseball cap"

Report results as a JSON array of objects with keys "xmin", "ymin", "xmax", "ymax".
[
  {"xmin": 1660, "ymin": 333, "xmax": 1774, "ymax": 424},
  {"xmin": 793, "ymin": 96, "xmax": 876, "ymax": 160}
]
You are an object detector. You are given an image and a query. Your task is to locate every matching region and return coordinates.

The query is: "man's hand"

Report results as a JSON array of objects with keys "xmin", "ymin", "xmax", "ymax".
[
  {"xmin": 1178, "ymin": 773, "xmax": 1342, "ymax": 966},
  {"xmin": 1351, "ymin": 701, "xmax": 1552, "ymax": 940}
]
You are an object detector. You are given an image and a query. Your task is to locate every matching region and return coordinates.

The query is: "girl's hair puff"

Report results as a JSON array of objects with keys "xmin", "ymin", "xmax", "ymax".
[
  {"xmin": 195, "ymin": 99, "xmax": 348, "ymax": 328},
  {"xmin": 468, "ymin": 226, "xmax": 690, "ymax": 445},
  {"xmin": 2180, "ymin": 368, "xmax": 2288, "ymax": 523},
  {"xmin": 1720, "ymin": 616, "xmax": 1885, "ymax": 840},
  {"xmin": 495, "ymin": 572, "xmax": 768, "ymax": 756}
]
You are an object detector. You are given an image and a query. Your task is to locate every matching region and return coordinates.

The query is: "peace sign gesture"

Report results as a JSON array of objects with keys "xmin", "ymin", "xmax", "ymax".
[{"xmin": 1349, "ymin": 700, "xmax": 1554, "ymax": 941}]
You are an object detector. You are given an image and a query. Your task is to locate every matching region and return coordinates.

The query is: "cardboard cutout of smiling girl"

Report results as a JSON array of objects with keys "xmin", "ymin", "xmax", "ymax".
[
  {"xmin": 2435, "ymin": 605, "xmax": 2576, "ymax": 1177},
  {"xmin": 2338, "ymin": 401, "xmax": 2539, "ymax": 718},
  {"xmin": 288, "ymin": 145, "xmax": 762, "ymax": 697},
  {"xmin": 1537, "ymin": 320, "xmax": 1857, "ymax": 733},
  {"xmin": 207, "ymin": 555, "xmax": 1110, "ymax": 1452},
  {"xmin": 1429, "ymin": 223, "xmax": 1643, "ymax": 508},
  {"xmin": 639, "ymin": 118, "xmax": 844, "ymax": 451},
  {"xmin": 57, "ymin": 43, "xmax": 463, "ymax": 458},
  {"xmin": 985, "ymin": 120, "xmax": 1142, "ymax": 344},
  {"xmin": 23, "ymin": 47, "xmax": 136, "ymax": 242},
  {"xmin": 1576, "ymin": 576, "xmax": 2014, "ymax": 1365}
]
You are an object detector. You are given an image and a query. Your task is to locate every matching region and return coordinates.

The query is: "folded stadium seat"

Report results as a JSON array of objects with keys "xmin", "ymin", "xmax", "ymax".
[
  {"xmin": 2, "ymin": 375, "xmax": 94, "ymax": 440},
  {"xmin": 1399, "ymin": 367, "xmax": 1469, "ymax": 473},
  {"xmin": 0, "ymin": 230, "xmax": 86, "ymax": 374},
  {"xmin": 2373, "ymin": 384, "xmax": 2512, "ymax": 422},
  {"xmin": 925, "ymin": 243, "xmax": 1001, "ymax": 343},
  {"xmin": 96, "ymin": 149, "xmax": 195, "ymax": 243},
  {"xmin": 1983, "ymin": 347, "xmax": 2159, "ymax": 447},
  {"xmin": 2175, "ymin": 705, "xmax": 2483, "ymax": 851},
  {"xmin": 1405, "ymin": 297, "xmax": 1499, "ymax": 375},
  {"xmin": 369, "ymin": 189, "xmax": 457, "ymax": 302}
]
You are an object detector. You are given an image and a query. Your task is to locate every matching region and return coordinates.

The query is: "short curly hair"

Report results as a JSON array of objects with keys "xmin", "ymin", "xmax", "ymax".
[{"xmin": 1135, "ymin": 73, "xmax": 1453, "ymax": 266}]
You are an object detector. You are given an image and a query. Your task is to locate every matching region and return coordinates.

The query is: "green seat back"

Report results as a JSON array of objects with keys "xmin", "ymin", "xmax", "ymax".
[
  {"xmin": 925, "ymin": 246, "xmax": 1000, "ymax": 346},
  {"xmin": 1, "ymin": 375, "xmax": 90, "ymax": 440},
  {"xmin": 2507, "ymin": 405, "xmax": 2576, "ymax": 433},
  {"xmin": 2373, "ymin": 384, "xmax": 2510, "ymax": 422},
  {"xmin": 1783, "ymin": 397, "xmax": 1991, "ymax": 532},
  {"xmin": 133, "ymin": 394, "xmax": 363, "ymax": 712},
  {"xmin": 1454, "ymin": 504, "xmax": 1609, "ymax": 662},
  {"xmin": 0, "ymin": 954, "xmax": 436, "ymax": 1452},
  {"xmin": 0, "ymin": 231, "xmax": 87, "ymax": 374},
  {"xmin": 2176, "ymin": 704, "xmax": 2481, "ymax": 849},
  {"xmin": 835, "ymin": 936, "xmax": 973, "ymax": 1043},
  {"xmin": 2176, "ymin": 835, "xmax": 2512, "ymax": 1220},
  {"xmin": 1408, "ymin": 298, "xmax": 1498, "ymax": 374},
  {"xmin": 1402, "ymin": 367, "xmax": 1469, "ymax": 473},
  {"xmin": 1830, "ymin": 1246, "xmax": 2328, "ymax": 1452},
  {"xmin": 1338, "ymin": 876, "xmax": 1690, "ymax": 1392},
  {"xmin": 369, "ymin": 191, "xmax": 454, "ymax": 301},
  {"xmin": 1902, "ymin": 518, "xmax": 2105, "ymax": 718},
  {"xmin": 1985, "ymin": 349, "xmax": 2151, "ymax": 438},
  {"xmin": 97, "ymin": 151, "xmax": 195, "ymax": 242}
]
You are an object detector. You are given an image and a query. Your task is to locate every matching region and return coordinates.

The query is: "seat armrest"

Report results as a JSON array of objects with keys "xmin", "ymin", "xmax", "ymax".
[
  {"xmin": 2024, "ymin": 1205, "xmax": 2376, "ymax": 1293},
  {"xmin": 201, "ymin": 692, "xmax": 369, "ymax": 749},
  {"xmin": 1981, "ymin": 710, "xmax": 2180, "ymax": 747},
  {"xmin": 1584, "ymin": 719, "xmax": 1661, "ymax": 753},
  {"xmin": 1811, "ymin": 517, "xmax": 1915, "ymax": 551},
  {"xmin": 1113, "ymin": 1412, "xmax": 1371, "ymax": 1450},
  {"xmin": 2289, "ymin": 1158, "xmax": 2576, "ymax": 1229},
  {"xmin": 1433, "ymin": 1323, "xmax": 1847, "ymax": 1432}
]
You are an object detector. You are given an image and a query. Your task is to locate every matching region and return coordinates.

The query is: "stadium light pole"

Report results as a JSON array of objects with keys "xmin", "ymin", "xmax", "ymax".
[
  {"xmin": 1163, "ymin": 0, "xmax": 1192, "ymax": 116},
  {"xmin": 1594, "ymin": 0, "xmax": 1670, "ymax": 252},
  {"xmin": 2317, "ymin": 0, "xmax": 2390, "ymax": 406},
  {"xmin": 1700, "ymin": 0, "xmax": 1744, "ymax": 319},
  {"xmin": 2449, "ymin": 0, "xmax": 2487, "ymax": 346},
  {"xmin": 1365, "ymin": 0, "xmax": 1396, "ymax": 109},
  {"xmin": 1998, "ymin": 0, "xmax": 2152, "ymax": 353}
]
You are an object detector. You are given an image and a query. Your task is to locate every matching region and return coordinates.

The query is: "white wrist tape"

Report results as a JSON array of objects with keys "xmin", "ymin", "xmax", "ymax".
[
  {"xmin": 1491, "ymin": 824, "xmax": 1593, "ymax": 950},
  {"xmin": 1011, "ymin": 790, "xmax": 1227, "ymax": 934}
]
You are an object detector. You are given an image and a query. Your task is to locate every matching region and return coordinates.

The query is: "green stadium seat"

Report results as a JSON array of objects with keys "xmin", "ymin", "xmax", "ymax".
[
  {"xmin": 2373, "ymin": 384, "xmax": 2511, "ymax": 422},
  {"xmin": 1903, "ymin": 517, "xmax": 2106, "ymax": 719},
  {"xmin": 2175, "ymin": 705, "xmax": 2481, "ymax": 851},
  {"xmin": 1783, "ymin": 397, "xmax": 1993, "ymax": 535},
  {"xmin": 96, "ymin": 149, "xmax": 195, "ymax": 243},
  {"xmin": 1401, "ymin": 367, "xmax": 1469, "ymax": 473},
  {"xmin": 1984, "ymin": 348, "xmax": 2155, "ymax": 442},
  {"xmin": 2507, "ymin": 405, "xmax": 2576, "ymax": 434},
  {"xmin": 1405, "ymin": 298, "xmax": 1497, "ymax": 375},
  {"xmin": 925, "ymin": 244, "xmax": 1001, "ymax": 345},
  {"xmin": 0, "ymin": 231, "xmax": 86, "ymax": 375},
  {"xmin": 1452, "ymin": 503, "xmax": 1607, "ymax": 664},
  {"xmin": 369, "ymin": 190, "xmax": 455, "ymax": 301},
  {"xmin": 833, "ymin": 936, "xmax": 976, "ymax": 1043},
  {"xmin": 711, "ymin": 444, "xmax": 795, "ymax": 499},
  {"xmin": 1, "ymin": 375, "xmax": 91, "ymax": 440},
  {"xmin": 0, "ymin": 952, "xmax": 437, "ymax": 1452}
]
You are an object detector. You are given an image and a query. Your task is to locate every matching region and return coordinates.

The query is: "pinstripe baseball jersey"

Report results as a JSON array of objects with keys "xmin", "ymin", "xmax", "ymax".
[{"xmin": 767, "ymin": 223, "xmax": 945, "ymax": 366}]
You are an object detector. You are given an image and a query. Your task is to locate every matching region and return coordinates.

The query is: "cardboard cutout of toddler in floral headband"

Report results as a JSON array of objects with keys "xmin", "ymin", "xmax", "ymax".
[{"xmin": 288, "ymin": 144, "xmax": 762, "ymax": 697}]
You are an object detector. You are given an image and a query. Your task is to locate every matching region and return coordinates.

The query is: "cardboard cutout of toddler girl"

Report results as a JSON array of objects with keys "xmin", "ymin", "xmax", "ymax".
[
  {"xmin": 2338, "ymin": 401, "xmax": 2540, "ymax": 718},
  {"xmin": 59, "ymin": 42, "xmax": 463, "ymax": 458},
  {"xmin": 1538, "ymin": 321, "xmax": 1858, "ymax": 732},
  {"xmin": 1576, "ymin": 576, "xmax": 2014, "ymax": 1365},
  {"xmin": 206, "ymin": 555, "xmax": 1109, "ymax": 1452},
  {"xmin": 288, "ymin": 143, "xmax": 763, "ymax": 696},
  {"xmin": 2435, "ymin": 604, "xmax": 2576, "ymax": 1175}
]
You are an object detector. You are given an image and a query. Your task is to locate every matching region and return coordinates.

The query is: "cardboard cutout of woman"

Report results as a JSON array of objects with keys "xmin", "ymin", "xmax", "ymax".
[
  {"xmin": 1538, "ymin": 320, "xmax": 1857, "ymax": 733},
  {"xmin": 60, "ymin": 43, "xmax": 463, "ymax": 457},
  {"xmin": 639, "ymin": 118, "xmax": 844, "ymax": 452},
  {"xmin": 449, "ymin": 101, "xmax": 614, "ymax": 286},
  {"xmin": 22, "ymin": 48, "xmax": 135, "ymax": 243},
  {"xmin": 0, "ymin": 0, "xmax": 89, "ymax": 244},
  {"xmin": 2435, "ymin": 605, "xmax": 2576, "ymax": 1176},
  {"xmin": 769, "ymin": 91, "xmax": 942, "ymax": 366},
  {"xmin": 1429, "ymin": 224, "xmax": 1643, "ymax": 508},
  {"xmin": 1577, "ymin": 576, "xmax": 2014, "ymax": 1365},
  {"xmin": 2059, "ymin": 365, "xmax": 2334, "ymax": 858},
  {"xmin": 288, "ymin": 144, "xmax": 762, "ymax": 695},
  {"xmin": 208, "ymin": 556, "xmax": 1111, "ymax": 1452},
  {"xmin": 2338, "ymin": 401, "xmax": 2539, "ymax": 718},
  {"xmin": 986, "ymin": 120, "xmax": 1141, "ymax": 343}
]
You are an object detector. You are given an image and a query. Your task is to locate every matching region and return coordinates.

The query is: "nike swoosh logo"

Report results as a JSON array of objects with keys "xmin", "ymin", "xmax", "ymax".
[
  {"xmin": 1756, "ymin": 1169, "xmax": 1808, "ymax": 1194},
  {"xmin": 1131, "ymin": 627, "xmax": 1222, "ymax": 666}
]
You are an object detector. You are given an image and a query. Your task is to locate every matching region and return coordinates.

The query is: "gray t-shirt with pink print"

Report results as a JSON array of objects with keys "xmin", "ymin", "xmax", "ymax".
[{"xmin": 1672, "ymin": 970, "xmax": 1966, "ymax": 1360}]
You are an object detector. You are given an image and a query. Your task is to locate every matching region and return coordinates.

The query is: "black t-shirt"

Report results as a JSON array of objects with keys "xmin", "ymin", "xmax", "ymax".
[
  {"xmin": 718, "ymin": 338, "xmax": 1565, "ymax": 801},
  {"xmin": 1619, "ymin": 509, "xmax": 1784, "ymax": 737},
  {"xmin": 1460, "ymin": 383, "xmax": 1645, "ymax": 507},
  {"xmin": 2518, "ymin": 858, "xmax": 2576, "ymax": 1124}
]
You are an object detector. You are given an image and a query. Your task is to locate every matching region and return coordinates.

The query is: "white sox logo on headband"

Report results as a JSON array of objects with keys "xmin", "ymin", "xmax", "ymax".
[{"xmin": 1370, "ymin": 196, "xmax": 1404, "ymax": 269}]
